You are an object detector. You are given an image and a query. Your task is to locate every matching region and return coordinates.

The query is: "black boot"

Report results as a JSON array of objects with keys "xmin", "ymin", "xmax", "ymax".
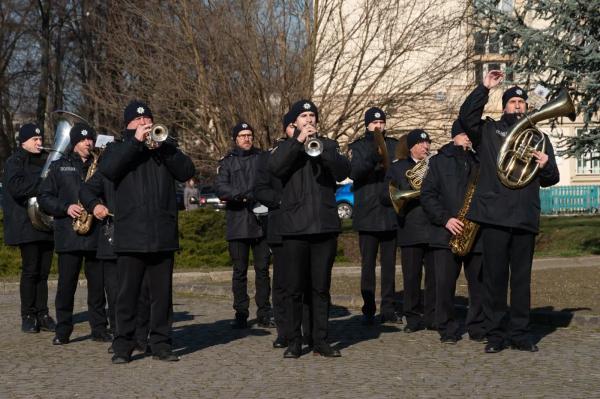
[
  {"xmin": 37, "ymin": 314, "xmax": 56, "ymax": 332},
  {"xmin": 231, "ymin": 314, "xmax": 248, "ymax": 329},
  {"xmin": 272, "ymin": 336, "xmax": 288, "ymax": 348},
  {"xmin": 21, "ymin": 315, "xmax": 39, "ymax": 333},
  {"xmin": 283, "ymin": 340, "xmax": 302, "ymax": 358},
  {"xmin": 313, "ymin": 343, "xmax": 341, "ymax": 358}
]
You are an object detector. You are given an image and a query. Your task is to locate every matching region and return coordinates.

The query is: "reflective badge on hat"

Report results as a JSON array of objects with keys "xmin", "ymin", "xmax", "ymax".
[
  {"xmin": 81, "ymin": 129, "xmax": 88, "ymax": 136},
  {"xmin": 137, "ymin": 106, "xmax": 145, "ymax": 114},
  {"xmin": 420, "ymin": 132, "xmax": 427, "ymax": 139},
  {"xmin": 303, "ymin": 103, "xmax": 311, "ymax": 110},
  {"xmin": 242, "ymin": 123, "xmax": 248, "ymax": 129},
  {"xmin": 374, "ymin": 112, "xmax": 381, "ymax": 118},
  {"xmin": 35, "ymin": 128, "xmax": 40, "ymax": 134},
  {"xmin": 516, "ymin": 89, "xmax": 523, "ymax": 95}
]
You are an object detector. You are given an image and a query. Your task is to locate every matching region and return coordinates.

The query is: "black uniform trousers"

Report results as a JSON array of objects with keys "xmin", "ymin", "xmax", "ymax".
[
  {"xmin": 432, "ymin": 248, "xmax": 485, "ymax": 340},
  {"xmin": 113, "ymin": 252, "xmax": 174, "ymax": 356},
  {"xmin": 100, "ymin": 259, "xmax": 120, "ymax": 332},
  {"xmin": 18, "ymin": 241, "xmax": 53, "ymax": 318},
  {"xmin": 55, "ymin": 252, "xmax": 106, "ymax": 339},
  {"xmin": 359, "ymin": 231, "xmax": 397, "ymax": 318},
  {"xmin": 135, "ymin": 272, "xmax": 152, "ymax": 345},
  {"xmin": 283, "ymin": 234, "xmax": 337, "ymax": 346},
  {"xmin": 271, "ymin": 244, "xmax": 312, "ymax": 342},
  {"xmin": 401, "ymin": 245, "xmax": 435, "ymax": 329},
  {"xmin": 481, "ymin": 225, "xmax": 536, "ymax": 345},
  {"xmin": 228, "ymin": 237, "xmax": 271, "ymax": 319}
]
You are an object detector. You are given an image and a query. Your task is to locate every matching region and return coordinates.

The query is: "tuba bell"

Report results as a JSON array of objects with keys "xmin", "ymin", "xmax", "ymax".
[
  {"xmin": 27, "ymin": 110, "xmax": 88, "ymax": 231},
  {"xmin": 497, "ymin": 89, "xmax": 576, "ymax": 188}
]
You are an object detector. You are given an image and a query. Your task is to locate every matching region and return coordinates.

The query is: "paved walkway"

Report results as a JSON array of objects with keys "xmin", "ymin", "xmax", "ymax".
[{"xmin": 1, "ymin": 287, "xmax": 599, "ymax": 398}]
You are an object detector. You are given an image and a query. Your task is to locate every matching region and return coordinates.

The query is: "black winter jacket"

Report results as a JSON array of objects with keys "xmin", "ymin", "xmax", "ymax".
[
  {"xmin": 420, "ymin": 143, "xmax": 482, "ymax": 252},
  {"xmin": 79, "ymin": 171, "xmax": 117, "ymax": 260},
  {"xmin": 214, "ymin": 147, "xmax": 264, "ymax": 241},
  {"xmin": 38, "ymin": 154, "xmax": 99, "ymax": 253},
  {"xmin": 98, "ymin": 132, "xmax": 195, "ymax": 253},
  {"xmin": 267, "ymin": 136, "xmax": 350, "ymax": 236},
  {"xmin": 349, "ymin": 130, "xmax": 398, "ymax": 232},
  {"xmin": 2, "ymin": 148, "xmax": 53, "ymax": 245},
  {"xmin": 459, "ymin": 84, "xmax": 560, "ymax": 233},
  {"xmin": 383, "ymin": 158, "xmax": 431, "ymax": 246},
  {"xmin": 254, "ymin": 150, "xmax": 283, "ymax": 245}
]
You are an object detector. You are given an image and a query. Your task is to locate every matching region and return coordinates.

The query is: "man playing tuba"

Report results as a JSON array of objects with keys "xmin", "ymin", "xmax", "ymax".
[
  {"xmin": 2, "ymin": 123, "xmax": 55, "ymax": 334},
  {"xmin": 459, "ymin": 70, "xmax": 560, "ymax": 353}
]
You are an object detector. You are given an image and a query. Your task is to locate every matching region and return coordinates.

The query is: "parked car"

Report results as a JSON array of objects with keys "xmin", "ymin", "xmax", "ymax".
[
  {"xmin": 198, "ymin": 185, "xmax": 226, "ymax": 210},
  {"xmin": 335, "ymin": 183, "xmax": 354, "ymax": 219}
]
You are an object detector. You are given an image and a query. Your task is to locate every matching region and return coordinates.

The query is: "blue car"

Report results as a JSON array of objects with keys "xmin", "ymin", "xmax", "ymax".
[{"xmin": 335, "ymin": 183, "xmax": 354, "ymax": 219}]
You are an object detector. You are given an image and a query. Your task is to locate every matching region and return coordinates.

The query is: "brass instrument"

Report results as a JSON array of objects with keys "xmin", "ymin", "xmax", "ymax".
[
  {"xmin": 73, "ymin": 150, "xmax": 101, "ymax": 235},
  {"xmin": 372, "ymin": 127, "xmax": 390, "ymax": 171},
  {"xmin": 497, "ymin": 89, "xmax": 576, "ymax": 188},
  {"xmin": 146, "ymin": 124, "xmax": 169, "ymax": 149},
  {"xmin": 305, "ymin": 135, "xmax": 323, "ymax": 157},
  {"xmin": 449, "ymin": 170, "xmax": 480, "ymax": 257},
  {"xmin": 27, "ymin": 110, "xmax": 88, "ymax": 231},
  {"xmin": 388, "ymin": 155, "xmax": 431, "ymax": 214}
]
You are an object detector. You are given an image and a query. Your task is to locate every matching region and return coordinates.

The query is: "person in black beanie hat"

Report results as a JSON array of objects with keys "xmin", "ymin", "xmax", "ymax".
[
  {"xmin": 99, "ymin": 101, "xmax": 195, "ymax": 363},
  {"xmin": 39, "ymin": 121, "xmax": 113, "ymax": 346},
  {"xmin": 3, "ymin": 123, "xmax": 56, "ymax": 334},
  {"xmin": 459, "ymin": 70, "xmax": 559, "ymax": 354},
  {"xmin": 349, "ymin": 107, "xmax": 400, "ymax": 326},
  {"xmin": 215, "ymin": 121, "xmax": 274, "ymax": 329},
  {"xmin": 421, "ymin": 119, "xmax": 486, "ymax": 344},
  {"xmin": 383, "ymin": 128, "xmax": 435, "ymax": 333},
  {"xmin": 268, "ymin": 99, "xmax": 350, "ymax": 358}
]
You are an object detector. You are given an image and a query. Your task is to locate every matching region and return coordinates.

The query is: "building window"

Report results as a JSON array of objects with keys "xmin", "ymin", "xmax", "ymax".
[
  {"xmin": 475, "ymin": 62, "xmax": 514, "ymax": 84},
  {"xmin": 473, "ymin": 31, "xmax": 511, "ymax": 55},
  {"xmin": 576, "ymin": 129, "xmax": 600, "ymax": 175}
]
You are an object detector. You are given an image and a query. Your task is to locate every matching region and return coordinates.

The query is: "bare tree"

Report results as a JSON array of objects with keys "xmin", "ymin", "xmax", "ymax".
[{"xmin": 310, "ymin": 0, "xmax": 473, "ymax": 146}]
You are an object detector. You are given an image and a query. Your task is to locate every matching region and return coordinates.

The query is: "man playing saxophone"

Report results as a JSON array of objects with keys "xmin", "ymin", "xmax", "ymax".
[
  {"xmin": 420, "ymin": 120, "xmax": 486, "ymax": 344},
  {"xmin": 384, "ymin": 129, "xmax": 435, "ymax": 333},
  {"xmin": 38, "ymin": 123, "xmax": 112, "ymax": 345},
  {"xmin": 459, "ymin": 70, "xmax": 560, "ymax": 353}
]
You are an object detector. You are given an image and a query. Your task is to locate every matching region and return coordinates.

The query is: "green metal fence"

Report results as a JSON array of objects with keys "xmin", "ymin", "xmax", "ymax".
[{"xmin": 540, "ymin": 185, "xmax": 600, "ymax": 214}]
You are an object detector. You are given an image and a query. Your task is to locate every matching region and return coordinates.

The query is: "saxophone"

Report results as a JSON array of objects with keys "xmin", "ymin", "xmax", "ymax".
[
  {"xmin": 449, "ymin": 169, "xmax": 479, "ymax": 257},
  {"xmin": 72, "ymin": 150, "xmax": 100, "ymax": 235}
]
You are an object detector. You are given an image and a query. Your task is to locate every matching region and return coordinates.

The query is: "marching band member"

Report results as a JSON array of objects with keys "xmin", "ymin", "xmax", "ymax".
[
  {"xmin": 215, "ymin": 122, "xmax": 274, "ymax": 329},
  {"xmin": 459, "ymin": 70, "xmax": 559, "ymax": 353},
  {"xmin": 421, "ymin": 120, "xmax": 486, "ymax": 344},
  {"xmin": 2, "ymin": 123, "xmax": 55, "ymax": 333},
  {"xmin": 349, "ymin": 107, "xmax": 400, "ymax": 325},
  {"xmin": 99, "ymin": 101, "xmax": 195, "ymax": 363},
  {"xmin": 38, "ymin": 123, "xmax": 110, "ymax": 345},
  {"xmin": 268, "ymin": 100, "xmax": 350, "ymax": 358},
  {"xmin": 384, "ymin": 129, "xmax": 435, "ymax": 333}
]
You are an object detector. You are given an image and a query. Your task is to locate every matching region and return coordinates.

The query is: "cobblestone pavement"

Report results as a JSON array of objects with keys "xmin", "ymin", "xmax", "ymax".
[{"xmin": 1, "ymin": 288, "xmax": 599, "ymax": 399}]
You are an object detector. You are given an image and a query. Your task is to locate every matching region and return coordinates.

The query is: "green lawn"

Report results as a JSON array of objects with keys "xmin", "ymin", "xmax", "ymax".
[{"xmin": 1, "ymin": 211, "xmax": 599, "ymax": 276}]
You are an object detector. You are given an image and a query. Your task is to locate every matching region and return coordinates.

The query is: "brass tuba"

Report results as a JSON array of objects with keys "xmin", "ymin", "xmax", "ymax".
[
  {"xmin": 27, "ymin": 110, "xmax": 88, "ymax": 231},
  {"xmin": 497, "ymin": 89, "xmax": 576, "ymax": 188},
  {"xmin": 388, "ymin": 155, "xmax": 431, "ymax": 214}
]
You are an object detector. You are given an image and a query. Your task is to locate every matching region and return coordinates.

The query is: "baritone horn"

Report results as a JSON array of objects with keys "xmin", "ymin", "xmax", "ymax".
[
  {"xmin": 146, "ymin": 124, "xmax": 169, "ymax": 149},
  {"xmin": 388, "ymin": 155, "xmax": 431, "ymax": 214},
  {"xmin": 497, "ymin": 89, "xmax": 576, "ymax": 188}
]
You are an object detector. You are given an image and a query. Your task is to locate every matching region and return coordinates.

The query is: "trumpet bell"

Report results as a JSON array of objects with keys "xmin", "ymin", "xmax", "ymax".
[
  {"xmin": 305, "ymin": 137, "xmax": 323, "ymax": 157},
  {"xmin": 150, "ymin": 124, "xmax": 169, "ymax": 143},
  {"xmin": 389, "ymin": 181, "xmax": 420, "ymax": 214}
]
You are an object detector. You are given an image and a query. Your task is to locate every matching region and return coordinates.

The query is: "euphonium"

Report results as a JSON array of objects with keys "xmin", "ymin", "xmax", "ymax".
[
  {"xmin": 27, "ymin": 110, "xmax": 88, "ymax": 231},
  {"xmin": 73, "ymin": 149, "xmax": 101, "ymax": 235},
  {"xmin": 146, "ymin": 124, "xmax": 169, "ymax": 149},
  {"xmin": 497, "ymin": 89, "xmax": 576, "ymax": 188},
  {"xmin": 388, "ymin": 155, "xmax": 431, "ymax": 214}
]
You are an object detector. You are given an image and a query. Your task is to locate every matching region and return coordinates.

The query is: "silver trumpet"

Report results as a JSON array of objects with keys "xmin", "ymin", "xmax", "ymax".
[
  {"xmin": 146, "ymin": 124, "xmax": 169, "ymax": 149},
  {"xmin": 305, "ymin": 135, "xmax": 323, "ymax": 157}
]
